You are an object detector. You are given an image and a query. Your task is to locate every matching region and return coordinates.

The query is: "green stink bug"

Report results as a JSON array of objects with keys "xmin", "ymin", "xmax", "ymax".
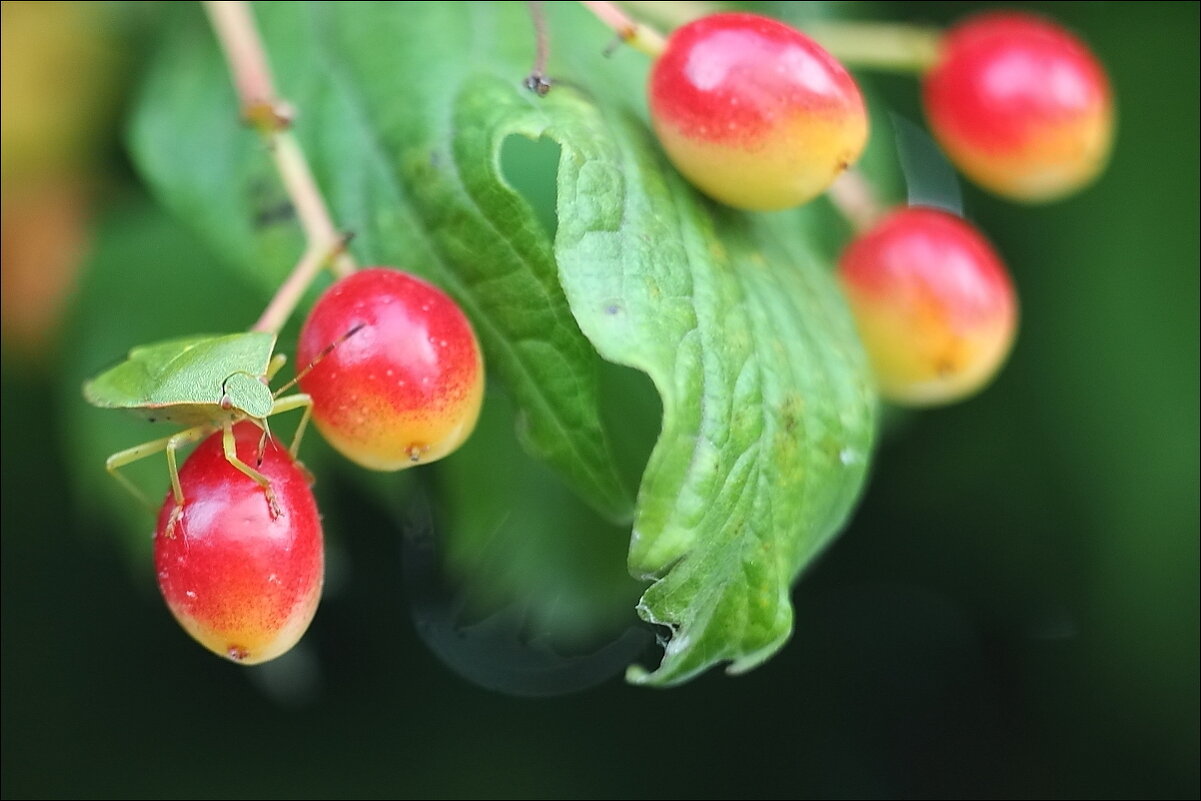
[{"xmin": 83, "ymin": 330, "xmax": 314, "ymax": 535}]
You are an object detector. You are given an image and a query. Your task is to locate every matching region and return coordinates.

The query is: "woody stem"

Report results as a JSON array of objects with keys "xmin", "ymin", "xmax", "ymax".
[{"xmin": 203, "ymin": 0, "xmax": 356, "ymax": 335}]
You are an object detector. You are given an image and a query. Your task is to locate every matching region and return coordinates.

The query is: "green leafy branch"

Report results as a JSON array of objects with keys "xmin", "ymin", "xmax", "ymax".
[{"xmin": 124, "ymin": 0, "xmax": 877, "ymax": 686}]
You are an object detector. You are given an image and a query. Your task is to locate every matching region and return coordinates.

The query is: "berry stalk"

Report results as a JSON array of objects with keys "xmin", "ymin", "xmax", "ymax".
[
  {"xmin": 803, "ymin": 22, "xmax": 942, "ymax": 73},
  {"xmin": 578, "ymin": 1, "xmax": 666, "ymax": 56},
  {"xmin": 827, "ymin": 170, "xmax": 888, "ymax": 233},
  {"xmin": 203, "ymin": 0, "xmax": 355, "ymax": 336},
  {"xmin": 524, "ymin": 1, "xmax": 552, "ymax": 95},
  {"xmin": 618, "ymin": 2, "xmax": 943, "ymax": 73}
]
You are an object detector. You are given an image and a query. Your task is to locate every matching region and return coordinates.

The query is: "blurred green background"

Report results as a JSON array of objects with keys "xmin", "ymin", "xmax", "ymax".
[{"xmin": 3, "ymin": 1, "xmax": 1197, "ymax": 797}]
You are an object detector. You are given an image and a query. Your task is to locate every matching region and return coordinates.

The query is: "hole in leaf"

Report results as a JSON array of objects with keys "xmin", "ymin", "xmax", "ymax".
[{"xmin": 500, "ymin": 134, "xmax": 561, "ymax": 239}]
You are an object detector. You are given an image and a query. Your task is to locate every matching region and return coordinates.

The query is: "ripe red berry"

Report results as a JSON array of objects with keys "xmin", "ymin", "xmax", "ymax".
[
  {"xmin": 923, "ymin": 11, "xmax": 1114, "ymax": 202},
  {"xmin": 297, "ymin": 268, "xmax": 484, "ymax": 470},
  {"xmin": 838, "ymin": 207, "xmax": 1018, "ymax": 406},
  {"xmin": 648, "ymin": 12, "xmax": 868, "ymax": 210},
  {"xmin": 154, "ymin": 422, "xmax": 323, "ymax": 664}
]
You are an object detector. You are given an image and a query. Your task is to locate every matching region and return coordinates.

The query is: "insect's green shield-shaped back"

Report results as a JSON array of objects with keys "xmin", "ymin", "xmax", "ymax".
[{"xmin": 83, "ymin": 331, "xmax": 277, "ymax": 423}]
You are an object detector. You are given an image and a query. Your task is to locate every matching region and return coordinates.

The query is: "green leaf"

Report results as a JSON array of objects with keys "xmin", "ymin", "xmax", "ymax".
[
  {"xmin": 540, "ymin": 92, "xmax": 877, "ymax": 684},
  {"xmin": 127, "ymin": 1, "xmax": 877, "ymax": 685}
]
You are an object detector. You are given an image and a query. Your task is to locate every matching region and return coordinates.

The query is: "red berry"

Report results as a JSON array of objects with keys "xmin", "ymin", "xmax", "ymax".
[
  {"xmin": 154, "ymin": 423, "xmax": 323, "ymax": 664},
  {"xmin": 923, "ymin": 12, "xmax": 1114, "ymax": 202},
  {"xmin": 297, "ymin": 268, "xmax": 484, "ymax": 470},
  {"xmin": 838, "ymin": 207, "xmax": 1018, "ymax": 406},
  {"xmin": 648, "ymin": 12, "xmax": 868, "ymax": 210}
]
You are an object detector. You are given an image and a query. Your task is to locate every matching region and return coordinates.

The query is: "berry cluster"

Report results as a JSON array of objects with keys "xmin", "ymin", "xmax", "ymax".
[
  {"xmin": 636, "ymin": 9, "xmax": 1109, "ymax": 405},
  {"xmin": 90, "ymin": 4, "xmax": 1114, "ymax": 668},
  {"xmin": 88, "ymin": 268, "xmax": 484, "ymax": 664}
]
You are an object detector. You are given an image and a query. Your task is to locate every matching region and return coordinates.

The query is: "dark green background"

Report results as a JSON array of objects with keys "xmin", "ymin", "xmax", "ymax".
[{"xmin": 3, "ymin": 2, "xmax": 1197, "ymax": 797}]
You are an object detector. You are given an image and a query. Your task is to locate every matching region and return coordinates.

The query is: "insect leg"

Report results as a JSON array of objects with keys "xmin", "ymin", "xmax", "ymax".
[
  {"xmin": 104, "ymin": 425, "xmax": 211, "ymax": 511},
  {"xmin": 165, "ymin": 426, "xmax": 213, "ymax": 505},
  {"xmin": 221, "ymin": 421, "xmax": 282, "ymax": 519},
  {"xmin": 270, "ymin": 393, "xmax": 313, "ymax": 458},
  {"xmin": 255, "ymin": 419, "xmax": 270, "ymax": 467},
  {"xmin": 163, "ymin": 426, "xmax": 211, "ymax": 538}
]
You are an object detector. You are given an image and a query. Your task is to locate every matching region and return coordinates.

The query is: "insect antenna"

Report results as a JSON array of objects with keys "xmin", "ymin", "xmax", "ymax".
[{"xmin": 272, "ymin": 323, "xmax": 366, "ymax": 398}]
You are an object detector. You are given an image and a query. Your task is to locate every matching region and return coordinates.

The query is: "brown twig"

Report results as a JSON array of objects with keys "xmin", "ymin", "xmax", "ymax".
[{"xmin": 203, "ymin": 1, "xmax": 356, "ymax": 335}]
